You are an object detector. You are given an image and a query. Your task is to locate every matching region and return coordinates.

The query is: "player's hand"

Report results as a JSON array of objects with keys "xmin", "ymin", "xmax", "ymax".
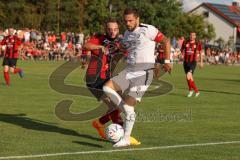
[
  {"xmin": 100, "ymin": 46, "xmax": 109, "ymax": 55},
  {"xmin": 200, "ymin": 63, "xmax": 204, "ymax": 69},
  {"xmin": 162, "ymin": 63, "xmax": 172, "ymax": 74}
]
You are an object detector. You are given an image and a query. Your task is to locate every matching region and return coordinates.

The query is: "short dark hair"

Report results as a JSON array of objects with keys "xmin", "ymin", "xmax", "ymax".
[
  {"xmin": 105, "ymin": 18, "xmax": 119, "ymax": 25},
  {"xmin": 123, "ymin": 8, "xmax": 139, "ymax": 17}
]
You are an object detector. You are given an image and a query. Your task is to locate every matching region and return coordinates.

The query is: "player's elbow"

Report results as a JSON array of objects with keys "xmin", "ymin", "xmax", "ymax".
[{"xmin": 83, "ymin": 43, "xmax": 92, "ymax": 50}]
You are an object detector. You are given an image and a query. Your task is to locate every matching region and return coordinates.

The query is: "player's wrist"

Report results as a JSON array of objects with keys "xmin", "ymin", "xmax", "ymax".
[{"xmin": 164, "ymin": 59, "xmax": 170, "ymax": 64}]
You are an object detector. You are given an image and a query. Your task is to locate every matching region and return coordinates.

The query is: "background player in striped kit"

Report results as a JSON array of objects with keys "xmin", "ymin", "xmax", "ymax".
[
  {"xmin": 181, "ymin": 32, "xmax": 203, "ymax": 97},
  {"xmin": 1, "ymin": 28, "xmax": 24, "ymax": 86}
]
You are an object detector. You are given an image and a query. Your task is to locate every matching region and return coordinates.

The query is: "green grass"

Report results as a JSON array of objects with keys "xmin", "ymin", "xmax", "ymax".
[{"xmin": 0, "ymin": 60, "xmax": 240, "ymax": 160}]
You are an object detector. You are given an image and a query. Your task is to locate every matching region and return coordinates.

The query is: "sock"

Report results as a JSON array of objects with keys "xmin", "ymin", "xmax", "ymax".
[
  {"xmin": 122, "ymin": 104, "xmax": 136, "ymax": 142},
  {"xmin": 187, "ymin": 80, "xmax": 192, "ymax": 91},
  {"xmin": 103, "ymin": 86, "xmax": 135, "ymax": 142},
  {"xmin": 190, "ymin": 80, "xmax": 199, "ymax": 93},
  {"xmin": 103, "ymin": 86, "xmax": 124, "ymax": 110},
  {"xmin": 4, "ymin": 72, "xmax": 10, "ymax": 85},
  {"xmin": 99, "ymin": 114, "xmax": 111, "ymax": 125},
  {"xmin": 110, "ymin": 109, "xmax": 123, "ymax": 126},
  {"xmin": 13, "ymin": 68, "xmax": 21, "ymax": 74}
]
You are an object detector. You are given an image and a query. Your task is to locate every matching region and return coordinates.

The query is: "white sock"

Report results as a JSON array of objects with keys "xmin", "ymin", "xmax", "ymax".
[
  {"xmin": 103, "ymin": 86, "xmax": 136, "ymax": 142},
  {"xmin": 103, "ymin": 86, "xmax": 124, "ymax": 110},
  {"xmin": 122, "ymin": 104, "xmax": 136, "ymax": 142}
]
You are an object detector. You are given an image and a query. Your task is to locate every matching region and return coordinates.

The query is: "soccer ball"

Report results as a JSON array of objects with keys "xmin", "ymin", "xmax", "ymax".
[{"xmin": 105, "ymin": 124, "xmax": 124, "ymax": 143}]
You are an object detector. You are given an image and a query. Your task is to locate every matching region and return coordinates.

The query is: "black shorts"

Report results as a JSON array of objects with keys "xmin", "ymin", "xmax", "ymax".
[
  {"xmin": 2, "ymin": 58, "xmax": 18, "ymax": 67},
  {"xmin": 86, "ymin": 78, "xmax": 109, "ymax": 101},
  {"xmin": 183, "ymin": 61, "xmax": 196, "ymax": 74},
  {"xmin": 81, "ymin": 55, "xmax": 87, "ymax": 61},
  {"xmin": 155, "ymin": 58, "xmax": 164, "ymax": 65}
]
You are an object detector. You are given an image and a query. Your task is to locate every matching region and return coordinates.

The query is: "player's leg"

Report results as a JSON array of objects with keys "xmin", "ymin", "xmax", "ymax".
[
  {"xmin": 2, "ymin": 58, "xmax": 11, "ymax": 85},
  {"xmin": 92, "ymin": 95, "xmax": 119, "ymax": 139},
  {"xmin": 109, "ymin": 108, "xmax": 123, "ymax": 126},
  {"xmin": 87, "ymin": 76, "xmax": 123, "ymax": 139},
  {"xmin": 86, "ymin": 80, "xmax": 112, "ymax": 139},
  {"xmin": 103, "ymin": 91, "xmax": 124, "ymax": 126},
  {"xmin": 101, "ymin": 91, "xmax": 139, "ymax": 146},
  {"xmin": 154, "ymin": 63, "xmax": 161, "ymax": 79},
  {"xmin": 188, "ymin": 62, "xmax": 199, "ymax": 97},
  {"xmin": 112, "ymin": 95, "xmax": 137, "ymax": 147},
  {"xmin": 103, "ymin": 71, "xmax": 132, "ymax": 144},
  {"xmin": 186, "ymin": 72, "xmax": 194, "ymax": 97},
  {"xmin": 103, "ymin": 79, "xmax": 125, "ymax": 107},
  {"xmin": 9, "ymin": 59, "xmax": 24, "ymax": 78},
  {"xmin": 3, "ymin": 65, "xmax": 10, "ymax": 86},
  {"xmin": 184, "ymin": 62, "xmax": 194, "ymax": 97},
  {"xmin": 113, "ymin": 70, "xmax": 153, "ymax": 147}
]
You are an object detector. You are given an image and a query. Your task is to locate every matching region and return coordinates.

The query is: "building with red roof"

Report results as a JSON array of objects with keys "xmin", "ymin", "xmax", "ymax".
[{"xmin": 190, "ymin": 2, "xmax": 240, "ymax": 49}]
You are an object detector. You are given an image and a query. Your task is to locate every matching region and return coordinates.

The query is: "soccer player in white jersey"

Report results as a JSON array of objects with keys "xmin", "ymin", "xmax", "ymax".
[{"xmin": 103, "ymin": 8, "xmax": 172, "ymax": 147}]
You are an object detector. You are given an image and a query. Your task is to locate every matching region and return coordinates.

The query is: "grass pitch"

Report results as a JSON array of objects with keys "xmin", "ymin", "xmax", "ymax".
[{"xmin": 0, "ymin": 61, "xmax": 239, "ymax": 160}]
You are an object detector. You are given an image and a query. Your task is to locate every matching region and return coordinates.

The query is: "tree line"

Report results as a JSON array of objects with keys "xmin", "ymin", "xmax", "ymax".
[{"xmin": 0, "ymin": 0, "xmax": 215, "ymax": 40}]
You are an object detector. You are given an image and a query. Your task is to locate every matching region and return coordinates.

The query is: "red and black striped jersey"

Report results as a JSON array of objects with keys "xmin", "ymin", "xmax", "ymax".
[
  {"xmin": 1, "ymin": 35, "xmax": 22, "ymax": 59},
  {"xmin": 181, "ymin": 40, "xmax": 202, "ymax": 63},
  {"xmin": 86, "ymin": 34, "xmax": 123, "ymax": 80}
]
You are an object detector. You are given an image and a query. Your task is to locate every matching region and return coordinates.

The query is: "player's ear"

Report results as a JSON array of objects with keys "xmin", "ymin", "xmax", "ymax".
[{"xmin": 136, "ymin": 17, "xmax": 140, "ymax": 23}]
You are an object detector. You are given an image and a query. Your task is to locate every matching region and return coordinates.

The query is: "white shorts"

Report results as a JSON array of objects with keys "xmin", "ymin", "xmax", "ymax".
[{"xmin": 111, "ymin": 67, "xmax": 153, "ymax": 102}]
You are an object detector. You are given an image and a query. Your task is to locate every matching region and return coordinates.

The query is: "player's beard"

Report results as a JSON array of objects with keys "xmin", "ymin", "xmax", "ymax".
[
  {"xmin": 107, "ymin": 33, "xmax": 118, "ymax": 40},
  {"xmin": 127, "ymin": 23, "xmax": 138, "ymax": 32}
]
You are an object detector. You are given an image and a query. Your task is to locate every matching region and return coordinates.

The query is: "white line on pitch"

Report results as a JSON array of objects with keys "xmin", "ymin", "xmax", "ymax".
[{"xmin": 0, "ymin": 141, "xmax": 239, "ymax": 160}]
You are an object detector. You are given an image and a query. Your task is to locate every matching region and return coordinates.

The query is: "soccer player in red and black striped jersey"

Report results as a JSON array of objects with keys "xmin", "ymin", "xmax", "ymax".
[
  {"xmin": 1, "ymin": 28, "xmax": 24, "ymax": 86},
  {"xmin": 181, "ymin": 32, "xmax": 203, "ymax": 97}
]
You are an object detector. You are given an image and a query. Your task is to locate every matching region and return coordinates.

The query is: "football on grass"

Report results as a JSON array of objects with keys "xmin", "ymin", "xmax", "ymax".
[{"xmin": 105, "ymin": 124, "xmax": 124, "ymax": 143}]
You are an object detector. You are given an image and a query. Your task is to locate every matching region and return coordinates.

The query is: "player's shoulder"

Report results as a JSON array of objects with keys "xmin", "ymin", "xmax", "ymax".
[
  {"xmin": 88, "ymin": 33, "xmax": 104, "ymax": 42},
  {"xmin": 139, "ymin": 23, "xmax": 157, "ymax": 30},
  {"xmin": 92, "ymin": 33, "xmax": 104, "ymax": 39}
]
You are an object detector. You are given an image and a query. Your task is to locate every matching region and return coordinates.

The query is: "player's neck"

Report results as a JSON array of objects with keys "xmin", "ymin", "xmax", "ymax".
[{"xmin": 190, "ymin": 39, "xmax": 195, "ymax": 43}]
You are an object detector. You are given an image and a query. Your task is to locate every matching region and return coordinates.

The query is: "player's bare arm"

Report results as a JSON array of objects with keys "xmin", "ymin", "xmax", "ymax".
[
  {"xmin": 199, "ymin": 50, "xmax": 204, "ymax": 68},
  {"xmin": 83, "ymin": 43, "xmax": 108, "ymax": 55},
  {"xmin": 161, "ymin": 36, "xmax": 172, "ymax": 73}
]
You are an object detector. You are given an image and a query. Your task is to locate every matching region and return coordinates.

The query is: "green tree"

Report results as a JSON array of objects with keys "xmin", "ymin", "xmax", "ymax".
[
  {"xmin": 0, "ymin": 0, "xmax": 215, "ymax": 40},
  {"xmin": 83, "ymin": 0, "xmax": 110, "ymax": 34},
  {"xmin": 178, "ymin": 13, "xmax": 215, "ymax": 41}
]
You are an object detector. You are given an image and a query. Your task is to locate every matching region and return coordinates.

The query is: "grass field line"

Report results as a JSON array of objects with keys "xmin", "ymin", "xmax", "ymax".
[{"xmin": 0, "ymin": 141, "xmax": 240, "ymax": 159}]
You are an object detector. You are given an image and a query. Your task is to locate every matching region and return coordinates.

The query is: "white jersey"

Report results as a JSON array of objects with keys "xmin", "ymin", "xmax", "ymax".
[{"xmin": 123, "ymin": 23, "xmax": 161, "ymax": 66}]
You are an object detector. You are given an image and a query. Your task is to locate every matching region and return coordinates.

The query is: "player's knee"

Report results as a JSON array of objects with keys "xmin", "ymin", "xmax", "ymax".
[
  {"xmin": 10, "ymin": 68, "xmax": 14, "ymax": 73},
  {"xmin": 187, "ymin": 72, "xmax": 192, "ymax": 80},
  {"xmin": 104, "ymin": 80, "xmax": 114, "ymax": 89},
  {"xmin": 103, "ymin": 85, "xmax": 114, "ymax": 94},
  {"xmin": 103, "ymin": 85, "xmax": 122, "ymax": 106},
  {"xmin": 104, "ymin": 80, "xmax": 121, "ymax": 92},
  {"xmin": 4, "ymin": 69, "xmax": 9, "ymax": 72},
  {"xmin": 124, "ymin": 96, "xmax": 137, "ymax": 106},
  {"xmin": 3, "ymin": 66, "xmax": 9, "ymax": 72}
]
